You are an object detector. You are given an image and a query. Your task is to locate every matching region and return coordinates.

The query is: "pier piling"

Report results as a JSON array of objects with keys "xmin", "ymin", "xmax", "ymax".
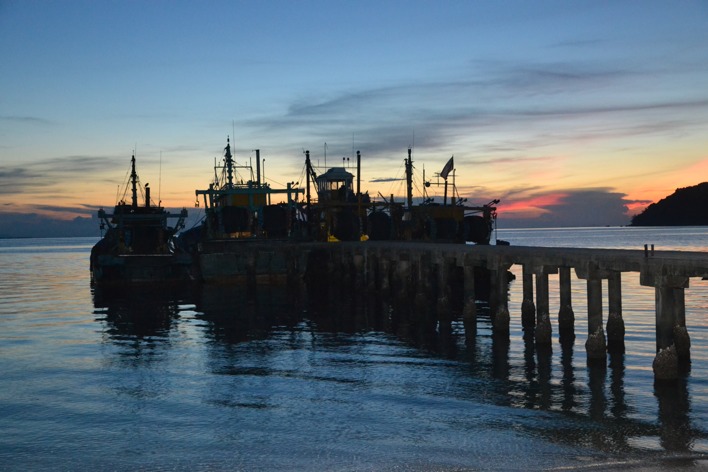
[
  {"xmin": 606, "ymin": 271, "xmax": 625, "ymax": 351},
  {"xmin": 491, "ymin": 262, "xmax": 511, "ymax": 334},
  {"xmin": 534, "ymin": 269, "xmax": 552, "ymax": 348},
  {"xmin": 521, "ymin": 265, "xmax": 536, "ymax": 330},
  {"xmin": 558, "ymin": 266, "xmax": 575, "ymax": 342},
  {"xmin": 201, "ymin": 241, "xmax": 708, "ymax": 379},
  {"xmin": 582, "ymin": 265, "xmax": 607, "ymax": 359}
]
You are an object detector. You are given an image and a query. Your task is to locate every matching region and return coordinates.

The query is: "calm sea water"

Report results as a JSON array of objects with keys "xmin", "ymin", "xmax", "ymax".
[{"xmin": 1, "ymin": 227, "xmax": 708, "ymax": 471}]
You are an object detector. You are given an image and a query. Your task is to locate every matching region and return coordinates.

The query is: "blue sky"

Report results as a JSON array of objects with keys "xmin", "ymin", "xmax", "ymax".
[{"xmin": 1, "ymin": 0, "xmax": 708, "ymax": 236}]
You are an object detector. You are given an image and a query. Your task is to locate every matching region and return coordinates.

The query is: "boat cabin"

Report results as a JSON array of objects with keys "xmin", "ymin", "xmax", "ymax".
[{"xmin": 315, "ymin": 167, "xmax": 355, "ymax": 203}]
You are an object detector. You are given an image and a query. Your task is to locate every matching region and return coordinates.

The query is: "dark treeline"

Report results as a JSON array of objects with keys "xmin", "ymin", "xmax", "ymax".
[{"xmin": 631, "ymin": 182, "xmax": 708, "ymax": 226}]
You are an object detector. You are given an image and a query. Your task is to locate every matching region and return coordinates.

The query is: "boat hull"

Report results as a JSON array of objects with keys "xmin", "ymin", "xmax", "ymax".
[
  {"xmin": 91, "ymin": 253, "xmax": 193, "ymax": 285},
  {"xmin": 196, "ymin": 239, "xmax": 308, "ymax": 284}
]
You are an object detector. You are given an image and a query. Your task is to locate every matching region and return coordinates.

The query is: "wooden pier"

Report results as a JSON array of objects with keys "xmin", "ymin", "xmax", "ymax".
[{"xmin": 197, "ymin": 240, "xmax": 708, "ymax": 379}]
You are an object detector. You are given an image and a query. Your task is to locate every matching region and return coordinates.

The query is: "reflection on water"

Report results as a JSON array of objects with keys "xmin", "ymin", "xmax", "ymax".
[
  {"xmin": 655, "ymin": 378, "xmax": 693, "ymax": 453},
  {"xmin": 195, "ymin": 284, "xmax": 299, "ymax": 345},
  {"xmin": 6, "ymin": 234, "xmax": 708, "ymax": 470},
  {"xmin": 94, "ymin": 286, "xmax": 183, "ymax": 340},
  {"xmin": 88, "ymin": 280, "xmax": 707, "ymax": 467}
]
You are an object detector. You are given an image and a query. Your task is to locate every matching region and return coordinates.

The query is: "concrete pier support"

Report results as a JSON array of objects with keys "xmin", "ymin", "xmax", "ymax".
[
  {"xmin": 641, "ymin": 272, "xmax": 689, "ymax": 379},
  {"xmin": 558, "ymin": 266, "xmax": 575, "ymax": 341},
  {"xmin": 206, "ymin": 238, "xmax": 708, "ymax": 381},
  {"xmin": 673, "ymin": 288, "xmax": 691, "ymax": 359},
  {"xmin": 379, "ymin": 258, "xmax": 391, "ymax": 296},
  {"xmin": 352, "ymin": 253, "xmax": 365, "ymax": 293},
  {"xmin": 246, "ymin": 252, "xmax": 257, "ymax": 298},
  {"xmin": 641, "ymin": 273, "xmax": 690, "ymax": 350},
  {"xmin": 393, "ymin": 256, "xmax": 410, "ymax": 310},
  {"xmin": 490, "ymin": 262, "xmax": 510, "ymax": 334},
  {"xmin": 535, "ymin": 270, "xmax": 552, "ymax": 348},
  {"xmin": 585, "ymin": 271, "xmax": 607, "ymax": 360},
  {"xmin": 587, "ymin": 277, "xmax": 603, "ymax": 334},
  {"xmin": 606, "ymin": 271, "xmax": 625, "ymax": 350},
  {"xmin": 436, "ymin": 258, "xmax": 452, "ymax": 325},
  {"xmin": 462, "ymin": 261, "xmax": 477, "ymax": 334},
  {"xmin": 366, "ymin": 249, "xmax": 377, "ymax": 293},
  {"xmin": 656, "ymin": 286, "xmax": 677, "ymax": 350},
  {"xmin": 521, "ymin": 265, "xmax": 536, "ymax": 330},
  {"xmin": 655, "ymin": 281, "xmax": 689, "ymax": 353}
]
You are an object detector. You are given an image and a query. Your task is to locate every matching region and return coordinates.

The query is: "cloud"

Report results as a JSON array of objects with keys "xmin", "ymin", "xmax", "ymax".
[
  {"xmin": 369, "ymin": 177, "xmax": 404, "ymax": 183},
  {"xmin": 0, "ymin": 168, "xmax": 43, "ymax": 194},
  {"xmin": 242, "ymin": 58, "xmax": 708, "ymax": 165},
  {"xmin": 0, "ymin": 115, "xmax": 54, "ymax": 126},
  {"xmin": 494, "ymin": 188, "xmax": 632, "ymax": 228},
  {"xmin": 0, "ymin": 203, "xmax": 198, "ymax": 238},
  {"xmin": 0, "ymin": 154, "xmax": 128, "ymax": 195},
  {"xmin": 0, "ymin": 212, "xmax": 98, "ymax": 238}
]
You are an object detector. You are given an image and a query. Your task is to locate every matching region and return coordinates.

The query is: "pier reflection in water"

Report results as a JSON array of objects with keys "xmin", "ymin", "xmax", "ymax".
[{"xmin": 90, "ymin": 277, "xmax": 706, "ymax": 469}]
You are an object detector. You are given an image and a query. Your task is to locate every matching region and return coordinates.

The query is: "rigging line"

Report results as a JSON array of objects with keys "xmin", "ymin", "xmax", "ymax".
[
  {"xmin": 119, "ymin": 167, "xmax": 131, "ymax": 203},
  {"xmin": 158, "ymin": 151, "xmax": 162, "ymax": 206},
  {"xmin": 385, "ymin": 159, "xmax": 407, "ymax": 198}
]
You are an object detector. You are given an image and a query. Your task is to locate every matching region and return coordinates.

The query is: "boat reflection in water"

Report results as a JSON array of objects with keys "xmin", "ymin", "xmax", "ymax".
[
  {"xmin": 91, "ymin": 279, "xmax": 702, "ymax": 467},
  {"xmin": 93, "ymin": 284, "xmax": 193, "ymax": 343}
]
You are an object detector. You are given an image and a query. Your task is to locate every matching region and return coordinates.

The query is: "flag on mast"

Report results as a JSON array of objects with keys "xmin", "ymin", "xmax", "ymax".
[{"xmin": 440, "ymin": 156, "xmax": 454, "ymax": 180}]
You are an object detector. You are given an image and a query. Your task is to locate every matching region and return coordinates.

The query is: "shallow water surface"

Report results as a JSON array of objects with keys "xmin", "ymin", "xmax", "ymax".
[{"xmin": 1, "ymin": 229, "xmax": 708, "ymax": 470}]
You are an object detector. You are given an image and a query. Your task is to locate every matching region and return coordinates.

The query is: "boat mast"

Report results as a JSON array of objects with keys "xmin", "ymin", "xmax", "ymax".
[
  {"xmin": 356, "ymin": 150, "xmax": 361, "ymax": 196},
  {"xmin": 305, "ymin": 150, "xmax": 316, "ymax": 236},
  {"xmin": 405, "ymin": 148, "xmax": 413, "ymax": 209},
  {"xmin": 130, "ymin": 154, "xmax": 138, "ymax": 208},
  {"xmin": 305, "ymin": 150, "xmax": 313, "ymax": 207},
  {"xmin": 224, "ymin": 137, "xmax": 234, "ymax": 188}
]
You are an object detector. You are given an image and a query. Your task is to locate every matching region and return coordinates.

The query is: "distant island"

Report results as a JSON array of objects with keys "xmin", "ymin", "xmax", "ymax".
[{"xmin": 631, "ymin": 182, "xmax": 708, "ymax": 226}]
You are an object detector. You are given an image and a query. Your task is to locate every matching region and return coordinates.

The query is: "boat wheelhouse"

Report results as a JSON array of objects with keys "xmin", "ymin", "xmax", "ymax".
[{"xmin": 193, "ymin": 138, "xmax": 304, "ymax": 241}]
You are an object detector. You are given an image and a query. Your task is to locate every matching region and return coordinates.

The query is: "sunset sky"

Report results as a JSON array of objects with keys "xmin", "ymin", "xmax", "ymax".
[{"xmin": 1, "ymin": 0, "xmax": 708, "ymax": 236}]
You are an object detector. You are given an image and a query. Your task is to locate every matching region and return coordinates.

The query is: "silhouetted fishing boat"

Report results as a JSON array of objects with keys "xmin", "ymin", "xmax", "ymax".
[
  {"xmin": 400, "ymin": 149, "xmax": 499, "ymax": 244},
  {"xmin": 90, "ymin": 154, "xmax": 188, "ymax": 285},
  {"xmin": 175, "ymin": 139, "xmax": 503, "ymax": 285},
  {"xmin": 176, "ymin": 138, "xmax": 305, "ymax": 282},
  {"xmin": 302, "ymin": 149, "xmax": 378, "ymax": 242},
  {"xmin": 304, "ymin": 148, "xmax": 499, "ymax": 245}
]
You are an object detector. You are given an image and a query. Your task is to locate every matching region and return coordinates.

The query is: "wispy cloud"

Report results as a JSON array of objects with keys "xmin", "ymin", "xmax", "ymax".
[
  {"xmin": 369, "ymin": 177, "xmax": 404, "ymax": 183},
  {"xmin": 0, "ymin": 154, "xmax": 128, "ymax": 194},
  {"xmin": 243, "ymin": 58, "xmax": 708, "ymax": 164},
  {"xmin": 0, "ymin": 115, "xmax": 54, "ymax": 126}
]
